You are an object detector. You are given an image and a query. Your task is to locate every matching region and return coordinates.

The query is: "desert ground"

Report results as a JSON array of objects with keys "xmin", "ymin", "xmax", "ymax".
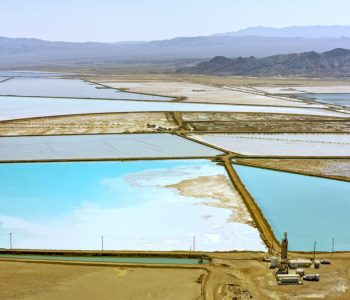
[
  {"xmin": 0, "ymin": 112, "xmax": 177, "ymax": 136},
  {"xmin": 2, "ymin": 252, "xmax": 350, "ymax": 300},
  {"xmin": 0, "ymin": 260, "xmax": 204, "ymax": 300},
  {"xmin": 236, "ymin": 158, "xmax": 350, "ymax": 181},
  {"xmin": 1, "ymin": 111, "xmax": 349, "ymax": 136}
]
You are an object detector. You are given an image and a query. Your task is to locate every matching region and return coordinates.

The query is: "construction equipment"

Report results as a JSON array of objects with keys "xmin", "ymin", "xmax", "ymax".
[
  {"xmin": 303, "ymin": 274, "xmax": 320, "ymax": 281},
  {"xmin": 321, "ymin": 259, "xmax": 331, "ymax": 265},
  {"xmin": 276, "ymin": 274, "xmax": 302, "ymax": 285}
]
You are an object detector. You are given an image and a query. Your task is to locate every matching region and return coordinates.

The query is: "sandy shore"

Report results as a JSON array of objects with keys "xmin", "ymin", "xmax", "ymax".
[{"xmin": 167, "ymin": 174, "xmax": 254, "ymax": 226}]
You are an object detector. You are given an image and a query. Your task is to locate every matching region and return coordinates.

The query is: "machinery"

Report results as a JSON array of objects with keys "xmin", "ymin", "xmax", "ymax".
[{"xmin": 277, "ymin": 232, "xmax": 289, "ymax": 274}]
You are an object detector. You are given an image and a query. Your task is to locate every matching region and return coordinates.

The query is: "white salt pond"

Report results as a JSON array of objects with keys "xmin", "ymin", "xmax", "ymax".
[
  {"xmin": 0, "ymin": 160, "xmax": 264, "ymax": 251},
  {"xmin": 0, "ymin": 96, "xmax": 348, "ymax": 122},
  {"xmin": 189, "ymin": 133, "xmax": 350, "ymax": 156},
  {"xmin": 0, "ymin": 77, "xmax": 171, "ymax": 101},
  {"xmin": 0, "ymin": 134, "xmax": 222, "ymax": 162}
]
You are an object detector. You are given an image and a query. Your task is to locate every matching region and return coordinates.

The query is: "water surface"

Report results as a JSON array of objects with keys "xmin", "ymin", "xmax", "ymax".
[
  {"xmin": 294, "ymin": 93, "xmax": 350, "ymax": 107},
  {"xmin": 0, "ymin": 77, "xmax": 171, "ymax": 101},
  {"xmin": 0, "ymin": 160, "xmax": 263, "ymax": 251},
  {"xmin": 0, "ymin": 134, "xmax": 222, "ymax": 161},
  {"xmin": 234, "ymin": 164, "xmax": 350, "ymax": 251},
  {"xmin": 0, "ymin": 71, "xmax": 64, "ymax": 77},
  {"xmin": 1, "ymin": 96, "xmax": 347, "ymax": 122},
  {"xmin": 0, "ymin": 254, "xmax": 208, "ymax": 265},
  {"xmin": 190, "ymin": 133, "xmax": 350, "ymax": 156}
]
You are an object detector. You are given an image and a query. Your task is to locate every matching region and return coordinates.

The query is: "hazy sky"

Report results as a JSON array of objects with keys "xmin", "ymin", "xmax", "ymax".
[{"xmin": 1, "ymin": 0, "xmax": 349, "ymax": 42}]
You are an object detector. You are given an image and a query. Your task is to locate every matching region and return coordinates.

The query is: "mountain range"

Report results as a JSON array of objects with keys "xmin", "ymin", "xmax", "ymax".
[
  {"xmin": 177, "ymin": 48, "xmax": 350, "ymax": 77},
  {"xmin": 1, "ymin": 26, "xmax": 350, "ymax": 69},
  {"xmin": 216, "ymin": 25, "xmax": 350, "ymax": 38}
]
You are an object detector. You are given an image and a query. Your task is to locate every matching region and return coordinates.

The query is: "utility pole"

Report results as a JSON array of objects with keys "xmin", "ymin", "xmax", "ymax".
[
  {"xmin": 101, "ymin": 235, "xmax": 104, "ymax": 251},
  {"xmin": 193, "ymin": 236, "xmax": 196, "ymax": 252},
  {"xmin": 331, "ymin": 238, "xmax": 335, "ymax": 258},
  {"xmin": 313, "ymin": 241, "xmax": 317, "ymax": 262},
  {"xmin": 9, "ymin": 233, "xmax": 12, "ymax": 250}
]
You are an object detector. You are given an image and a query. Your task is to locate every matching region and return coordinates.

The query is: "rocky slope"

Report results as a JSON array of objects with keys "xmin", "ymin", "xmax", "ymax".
[{"xmin": 178, "ymin": 48, "xmax": 350, "ymax": 76}]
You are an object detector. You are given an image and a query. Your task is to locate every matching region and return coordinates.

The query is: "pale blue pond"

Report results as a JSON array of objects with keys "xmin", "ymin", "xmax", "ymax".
[
  {"xmin": 0, "ymin": 77, "xmax": 171, "ymax": 101},
  {"xmin": 0, "ymin": 71, "xmax": 63, "ymax": 77},
  {"xmin": 0, "ymin": 134, "xmax": 222, "ymax": 161},
  {"xmin": 234, "ymin": 164, "xmax": 350, "ymax": 251},
  {"xmin": 0, "ymin": 160, "xmax": 264, "ymax": 251},
  {"xmin": 1, "ymin": 96, "xmax": 348, "ymax": 122},
  {"xmin": 294, "ymin": 93, "xmax": 350, "ymax": 107}
]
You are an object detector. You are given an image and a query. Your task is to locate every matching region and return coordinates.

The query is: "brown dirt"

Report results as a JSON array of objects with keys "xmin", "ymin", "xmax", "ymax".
[
  {"xmin": 0, "ymin": 112, "xmax": 178, "ymax": 136},
  {"xmin": 181, "ymin": 112, "xmax": 350, "ymax": 133},
  {"xmin": 236, "ymin": 159, "xmax": 350, "ymax": 181},
  {"xmin": 181, "ymin": 112, "xmax": 345, "ymax": 122},
  {"xmin": 210, "ymin": 256, "xmax": 350, "ymax": 300},
  {"xmin": 0, "ymin": 261, "xmax": 204, "ymax": 300},
  {"xmin": 2, "ymin": 110, "xmax": 348, "ymax": 137},
  {"xmin": 2, "ymin": 252, "xmax": 350, "ymax": 299}
]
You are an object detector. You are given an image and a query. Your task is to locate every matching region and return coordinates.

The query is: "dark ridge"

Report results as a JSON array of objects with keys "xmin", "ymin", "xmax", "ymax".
[{"xmin": 177, "ymin": 48, "xmax": 350, "ymax": 77}]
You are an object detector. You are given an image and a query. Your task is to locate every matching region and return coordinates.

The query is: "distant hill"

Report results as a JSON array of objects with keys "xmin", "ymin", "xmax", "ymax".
[
  {"xmin": 177, "ymin": 48, "xmax": 350, "ymax": 77},
  {"xmin": 2, "ymin": 26, "xmax": 350, "ymax": 68},
  {"xmin": 217, "ymin": 26, "xmax": 350, "ymax": 38}
]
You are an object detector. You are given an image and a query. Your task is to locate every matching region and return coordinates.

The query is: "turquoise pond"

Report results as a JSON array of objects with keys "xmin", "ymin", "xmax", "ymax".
[
  {"xmin": 0, "ymin": 254, "xmax": 208, "ymax": 265},
  {"xmin": 0, "ymin": 160, "xmax": 264, "ymax": 251},
  {"xmin": 234, "ymin": 164, "xmax": 350, "ymax": 251}
]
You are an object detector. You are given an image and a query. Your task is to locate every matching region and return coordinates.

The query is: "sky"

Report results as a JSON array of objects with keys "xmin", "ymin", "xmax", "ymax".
[{"xmin": 1, "ymin": 0, "xmax": 350, "ymax": 42}]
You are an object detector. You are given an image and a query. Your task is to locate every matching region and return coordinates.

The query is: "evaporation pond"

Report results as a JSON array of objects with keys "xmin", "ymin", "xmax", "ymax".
[
  {"xmin": 234, "ymin": 164, "xmax": 350, "ymax": 251},
  {"xmin": 189, "ymin": 133, "xmax": 350, "ymax": 156},
  {"xmin": 0, "ymin": 160, "xmax": 264, "ymax": 251},
  {"xmin": 0, "ymin": 77, "xmax": 171, "ymax": 101},
  {"xmin": 0, "ymin": 254, "xmax": 208, "ymax": 265},
  {"xmin": 1, "ymin": 96, "xmax": 347, "ymax": 122},
  {"xmin": 295, "ymin": 93, "xmax": 350, "ymax": 107},
  {"xmin": 0, "ymin": 133, "xmax": 222, "ymax": 161}
]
